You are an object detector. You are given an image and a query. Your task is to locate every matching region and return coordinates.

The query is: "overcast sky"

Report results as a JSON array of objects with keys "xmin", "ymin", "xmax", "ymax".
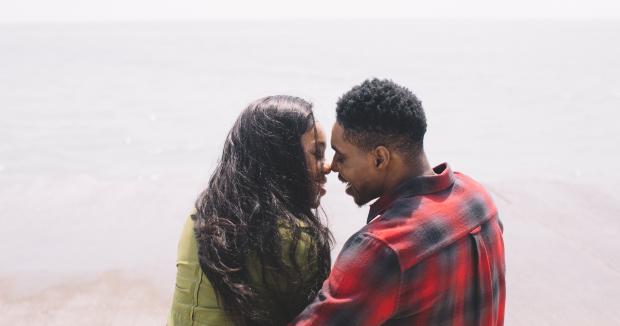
[{"xmin": 2, "ymin": 0, "xmax": 620, "ymax": 22}]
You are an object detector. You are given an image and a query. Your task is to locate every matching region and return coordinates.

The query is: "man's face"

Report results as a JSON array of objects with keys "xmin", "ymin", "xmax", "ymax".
[{"xmin": 330, "ymin": 123, "xmax": 382, "ymax": 206}]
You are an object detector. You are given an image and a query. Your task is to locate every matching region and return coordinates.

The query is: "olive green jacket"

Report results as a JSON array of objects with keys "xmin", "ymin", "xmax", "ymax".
[{"xmin": 168, "ymin": 216, "xmax": 318, "ymax": 326}]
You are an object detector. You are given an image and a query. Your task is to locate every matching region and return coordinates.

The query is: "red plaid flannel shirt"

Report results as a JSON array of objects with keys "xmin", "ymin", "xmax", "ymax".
[{"xmin": 291, "ymin": 163, "xmax": 505, "ymax": 325}]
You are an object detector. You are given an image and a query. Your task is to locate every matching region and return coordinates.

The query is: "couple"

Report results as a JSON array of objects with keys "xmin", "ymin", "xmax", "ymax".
[{"xmin": 168, "ymin": 79, "xmax": 506, "ymax": 326}]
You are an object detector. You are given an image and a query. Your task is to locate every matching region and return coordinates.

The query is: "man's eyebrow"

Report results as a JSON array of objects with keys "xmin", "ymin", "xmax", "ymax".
[{"xmin": 331, "ymin": 144, "xmax": 342, "ymax": 154}]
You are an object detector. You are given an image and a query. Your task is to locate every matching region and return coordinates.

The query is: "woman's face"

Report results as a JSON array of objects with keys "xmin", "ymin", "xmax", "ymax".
[{"xmin": 301, "ymin": 122, "xmax": 330, "ymax": 208}]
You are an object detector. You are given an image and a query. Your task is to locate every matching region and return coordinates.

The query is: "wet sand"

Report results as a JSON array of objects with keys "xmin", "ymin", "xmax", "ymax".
[
  {"xmin": 1, "ymin": 271, "xmax": 168, "ymax": 325},
  {"xmin": 2, "ymin": 177, "xmax": 619, "ymax": 325}
]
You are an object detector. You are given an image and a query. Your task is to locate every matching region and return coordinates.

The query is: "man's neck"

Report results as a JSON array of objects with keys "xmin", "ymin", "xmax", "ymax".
[{"xmin": 383, "ymin": 151, "xmax": 433, "ymax": 193}]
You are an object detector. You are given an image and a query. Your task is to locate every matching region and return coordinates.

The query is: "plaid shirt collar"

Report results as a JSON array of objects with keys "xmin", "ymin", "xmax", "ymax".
[{"xmin": 367, "ymin": 162, "xmax": 455, "ymax": 223}]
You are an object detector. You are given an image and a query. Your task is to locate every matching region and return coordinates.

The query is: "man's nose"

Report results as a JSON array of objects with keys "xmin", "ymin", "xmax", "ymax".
[{"xmin": 329, "ymin": 158, "xmax": 339, "ymax": 173}]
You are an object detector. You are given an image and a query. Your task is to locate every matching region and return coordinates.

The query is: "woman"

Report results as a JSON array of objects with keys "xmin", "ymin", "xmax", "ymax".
[{"xmin": 168, "ymin": 96, "xmax": 333, "ymax": 326}]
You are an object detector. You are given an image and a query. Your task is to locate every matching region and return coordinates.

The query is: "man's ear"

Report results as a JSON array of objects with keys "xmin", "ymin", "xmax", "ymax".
[{"xmin": 372, "ymin": 146, "xmax": 390, "ymax": 169}]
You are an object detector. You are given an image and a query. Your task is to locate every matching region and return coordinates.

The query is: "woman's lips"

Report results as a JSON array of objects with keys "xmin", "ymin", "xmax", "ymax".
[{"xmin": 318, "ymin": 182, "xmax": 327, "ymax": 196}]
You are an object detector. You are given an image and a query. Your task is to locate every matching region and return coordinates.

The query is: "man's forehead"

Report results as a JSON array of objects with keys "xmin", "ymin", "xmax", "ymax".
[
  {"xmin": 331, "ymin": 122, "xmax": 345, "ymax": 138},
  {"xmin": 330, "ymin": 123, "xmax": 347, "ymax": 152}
]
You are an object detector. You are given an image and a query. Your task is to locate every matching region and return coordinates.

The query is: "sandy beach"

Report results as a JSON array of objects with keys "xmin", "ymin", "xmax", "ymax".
[{"xmin": 1, "ymin": 20, "xmax": 619, "ymax": 325}]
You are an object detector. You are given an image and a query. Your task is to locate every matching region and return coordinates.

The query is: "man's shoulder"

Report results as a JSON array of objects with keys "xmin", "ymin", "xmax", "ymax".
[
  {"xmin": 362, "ymin": 171, "xmax": 499, "ymax": 269},
  {"xmin": 452, "ymin": 170, "xmax": 496, "ymax": 195},
  {"xmin": 451, "ymin": 171, "xmax": 499, "ymax": 219}
]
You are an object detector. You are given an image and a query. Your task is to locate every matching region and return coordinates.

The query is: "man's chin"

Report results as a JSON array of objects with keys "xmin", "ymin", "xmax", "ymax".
[
  {"xmin": 344, "ymin": 184, "xmax": 368, "ymax": 206},
  {"xmin": 348, "ymin": 189, "xmax": 370, "ymax": 207},
  {"xmin": 353, "ymin": 196, "xmax": 371, "ymax": 207}
]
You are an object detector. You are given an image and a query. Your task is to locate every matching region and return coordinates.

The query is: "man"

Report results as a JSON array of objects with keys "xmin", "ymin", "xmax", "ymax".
[{"xmin": 291, "ymin": 79, "xmax": 505, "ymax": 325}]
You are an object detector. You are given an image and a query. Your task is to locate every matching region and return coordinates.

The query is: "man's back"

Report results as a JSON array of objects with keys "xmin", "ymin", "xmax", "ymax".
[{"xmin": 293, "ymin": 163, "xmax": 505, "ymax": 325}]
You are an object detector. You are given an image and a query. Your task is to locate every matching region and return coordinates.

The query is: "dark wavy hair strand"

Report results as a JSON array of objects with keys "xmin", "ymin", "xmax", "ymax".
[{"xmin": 192, "ymin": 96, "xmax": 332, "ymax": 326}]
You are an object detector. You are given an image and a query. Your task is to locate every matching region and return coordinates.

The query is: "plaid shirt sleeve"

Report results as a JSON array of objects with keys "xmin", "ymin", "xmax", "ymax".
[{"xmin": 290, "ymin": 232, "xmax": 401, "ymax": 326}]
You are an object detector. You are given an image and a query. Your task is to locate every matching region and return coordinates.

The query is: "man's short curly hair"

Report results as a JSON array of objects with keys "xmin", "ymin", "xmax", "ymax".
[{"xmin": 336, "ymin": 78, "xmax": 427, "ymax": 157}]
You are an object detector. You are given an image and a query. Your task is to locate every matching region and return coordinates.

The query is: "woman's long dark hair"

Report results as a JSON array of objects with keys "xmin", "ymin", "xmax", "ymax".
[{"xmin": 193, "ymin": 96, "xmax": 332, "ymax": 325}]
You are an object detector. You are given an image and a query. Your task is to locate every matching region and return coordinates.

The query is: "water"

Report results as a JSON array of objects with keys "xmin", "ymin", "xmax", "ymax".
[{"xmin": 1, "ymin": 20, "xmax": 619, "ymax": 325}]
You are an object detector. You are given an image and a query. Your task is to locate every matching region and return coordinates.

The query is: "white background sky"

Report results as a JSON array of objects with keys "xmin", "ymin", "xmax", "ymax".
[{"xmin": 1, "ymin": 0, "xmax": 620, "ymax": 23}]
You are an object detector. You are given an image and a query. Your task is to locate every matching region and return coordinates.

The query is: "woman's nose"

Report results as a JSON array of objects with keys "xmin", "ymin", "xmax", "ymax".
[{"xmin": 321, "ymin": 162, "xmax": 331, "ymax": 175}]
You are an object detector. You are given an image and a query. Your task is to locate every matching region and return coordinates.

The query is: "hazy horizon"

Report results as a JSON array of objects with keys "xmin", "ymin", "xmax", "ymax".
[{"xmin": 3, "ymin": 0, "xmax": 620, "ymax": 23}]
